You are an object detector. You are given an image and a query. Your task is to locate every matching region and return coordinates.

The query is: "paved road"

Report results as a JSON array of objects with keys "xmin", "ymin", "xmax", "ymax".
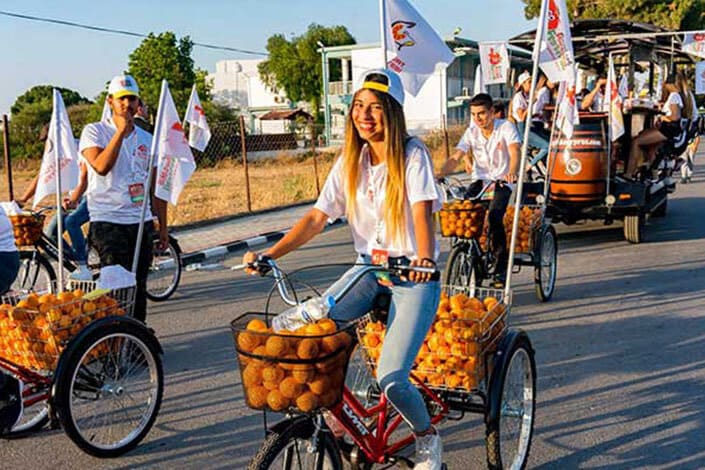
[{"xmin": 3, "ymin": 167, "xmax": 705, "ymax": 469}]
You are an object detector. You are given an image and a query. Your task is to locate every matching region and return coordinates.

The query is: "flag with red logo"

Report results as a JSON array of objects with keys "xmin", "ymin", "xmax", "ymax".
[
  {"xmin": 154, "ymin": 83, "xmax": 196, "ymax": 205},
  {"xmin": 383, "ymin": 0, "xmax": 455, "ymax": 96},
  {"xmin": 604, "ymin": 56, "xmax": 625, "ymax": 141},
  {"xmin": 555, "ymin": 69, "xmax": 579, "ymax": 138},
  {"xmin": 538, "ymin": 0, "xmax": 575, "ymax": 84},
  {"xmin": 683, "ymin": 32, "xmax": 705, "ymax": 59},
  {"xmin": 478, "ymin": 42, "xmax": 509, "ymax": 85},
  {"xmin": 33, "ymin": 90, "xmax": 79, "ymax": 207},
  {"xmin": 184, "ymin": 84, "xmax": 211, "ymax": 151}
]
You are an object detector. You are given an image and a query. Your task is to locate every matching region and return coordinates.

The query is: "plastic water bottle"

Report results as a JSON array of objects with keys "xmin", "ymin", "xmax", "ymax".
[{"xmin": 271, "ymin": 295, "xmax": 336, "ymax": 332}]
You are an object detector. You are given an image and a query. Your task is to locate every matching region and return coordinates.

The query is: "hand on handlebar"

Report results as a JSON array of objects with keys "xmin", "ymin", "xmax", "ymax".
[
  {"xmin": 242, "ymin": 251, "xmax": 273, "ymax": 276},
  {"xmin": 406, "ymin": 258, "xmax": 437, "ymax": 283}
]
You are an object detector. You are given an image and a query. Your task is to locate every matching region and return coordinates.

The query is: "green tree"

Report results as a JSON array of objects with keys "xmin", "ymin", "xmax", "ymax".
[
  {"xmin": 258, "ymin": 24, "xmax": 356, "ymax": 117},
  {"xmin": 128, "ymin": 32, "xmax": 211, "ymax": 116},
  {"xmin": 11, "ymin": 85, "xmax": 89, "ymax": 116},
  {"xmin": 522, "ymin": 0, "xmax": 705, "ymax": 30}
]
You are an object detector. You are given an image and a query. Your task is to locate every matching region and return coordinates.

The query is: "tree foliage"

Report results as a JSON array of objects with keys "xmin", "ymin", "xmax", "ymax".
[
  {"xmin": 128, "ymin": 32, "xmax": 211, "ymax": 117},
  {"xmin": 258, "ymin": 24, "xmax": 356, "ymax": 117},
  {"xmin": 522, "ymin": 0, "xmax": 705, "ymax": 30}
]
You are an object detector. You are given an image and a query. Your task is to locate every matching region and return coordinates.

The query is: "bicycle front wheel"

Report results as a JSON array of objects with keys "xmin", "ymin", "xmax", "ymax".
[
  {"xmin": 146, "ymin": 236, "xmax": 182, "ymax": 302},
  {"xmin": 12, "ymin": 250, "xmax": 56, "ymax": 293},
  {"xmin": 248, "ymin": 416, "xmax": 343, "ymax": 470},
  {"xmin": 444, "ymin": 243, "xmax": 478, "ymax": 288},
  {"xmin": 52, "ymin": 316, "xmax": 163, "ymax": 457}
]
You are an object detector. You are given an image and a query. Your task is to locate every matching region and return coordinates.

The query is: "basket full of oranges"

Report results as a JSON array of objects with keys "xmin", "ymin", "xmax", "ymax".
[
  {"xmin": 9, "ymin": 213, "xmax": 45, "ymax": 247},
  {"xmin": 479, "ymin": 205, "xmax": 543, "ymax": 254},
  {"xmin": 0, "ymin": 284, "xmax": 131, "ymax": 371},
  {"xmin": 438, "ymin": 200, "xmax": 487, "ymax": 240},
  {"xmin": 358, "ymin": 286, "xmax": 508, "ymax": 394},
  {"xmin": 232, "ymin": 313, "xmax": 356, "ymax": 414}
]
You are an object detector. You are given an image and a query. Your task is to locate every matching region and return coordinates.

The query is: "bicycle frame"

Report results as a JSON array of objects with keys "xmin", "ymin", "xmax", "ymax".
[
  {"xmin": 33, "ymin": 233, "xmax": 80, "ymax": 271},
  {"xmin": 329, "ymin": 376, "xmax": 448, "ymax": 464},
  {"xmin": 0, "ymin": 357, "xmax": 51, "ymax": 409}
]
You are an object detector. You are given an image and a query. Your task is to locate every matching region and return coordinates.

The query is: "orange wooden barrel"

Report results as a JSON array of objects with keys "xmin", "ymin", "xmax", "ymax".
[{"xmin": 549, "ymin": 122, "xmax": 608, "ymax": 202}]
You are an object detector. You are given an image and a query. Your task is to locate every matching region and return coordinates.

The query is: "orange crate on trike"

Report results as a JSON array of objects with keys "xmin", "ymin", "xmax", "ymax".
[
  {"xmin": 231, "ymin": 313, "xmax": 356, "ymax": 413},
  {"xmin": 438, "ymin": 200, "xmax": 487, "ymax": 240}
]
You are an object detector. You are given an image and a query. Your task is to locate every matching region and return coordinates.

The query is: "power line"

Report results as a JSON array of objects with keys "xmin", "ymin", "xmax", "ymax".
[{"xmin": 0, "ymin": 9, "xmax": 267, "ymax": 56}]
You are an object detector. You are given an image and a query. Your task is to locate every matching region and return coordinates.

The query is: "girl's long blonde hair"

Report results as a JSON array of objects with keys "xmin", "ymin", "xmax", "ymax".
[
  {"xmin": 342, "ymin": 86, "xmax": 409, "ymax": 246},
  {"xmin": 663, "ymin": 74, "xmax": 690, "ymax": 120},
  {"xmin": 675, "ymin": 71, "xmax": 695, "ymax": 120}
]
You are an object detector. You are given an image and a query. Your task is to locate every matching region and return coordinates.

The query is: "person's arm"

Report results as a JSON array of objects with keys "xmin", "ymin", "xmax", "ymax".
[
  {"xmin": 439, "ymin": 148, "xmax": 467, "ymax": 176},
  {"xmin": 150, "ymin": 171, "xmax": 169, "ymax": 249},
  {"xmin": 515, "ymin": 106, "xmax": 528, "ymax": 123},
  {"xmin": 408, "ymin": 200, "xmax": 436, "ymax": 283},
  {"xmin": 242, "ymin": 208, "xmax": 329, "ymax": 273},
  {"xmin": 16, "ymin": 174, "xmax": 39, "ymax": 206},
  {"xmin": 581, "ymin": 79, "xmax": 606, "ymax": 111},
  {"xmin": 64, "ymin": 163, "xmax": 88, "ymax": 210},
  {"xmin": 82, "ymin": 114, "xmax": 134, "ymax": 176},
  {"xmin": 506, "ymin": 142, "xmax": 520, "ymax": 183}
]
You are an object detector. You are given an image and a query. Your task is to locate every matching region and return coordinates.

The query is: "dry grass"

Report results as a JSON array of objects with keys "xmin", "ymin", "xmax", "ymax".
[{"xmin": 0, "ymin": 128, "xmax": 463, "ymax": 227}]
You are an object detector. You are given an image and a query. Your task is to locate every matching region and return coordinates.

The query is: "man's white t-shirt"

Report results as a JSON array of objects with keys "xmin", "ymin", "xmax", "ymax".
[
  {"xmin": 0, "ymin": 206, "xmax": 17, "ymax": 252},
  {"xmin": 590, "ymin": 90, "xmax": 605, "ymax": 112},
  {"xmin": 662, "ymin": 92, "xmax": 684, "ymax": 118},
  {"xmin": 314, "ymin": 138, "xmax": 441, "ymax": 261},
  {"xmin": 456, "ymin": 119, "xmax": 520, "ymax": 181},
  {"xmin": 511, "ymin": 92, "xmax": 528, "ymax": 122},
  {"xmin": 532, "ymin": 87, "xmax": 551, "ymax": 123},
  {"xmin": 79, "ymin": 120, "xmax": 155, "ymax": 224}
]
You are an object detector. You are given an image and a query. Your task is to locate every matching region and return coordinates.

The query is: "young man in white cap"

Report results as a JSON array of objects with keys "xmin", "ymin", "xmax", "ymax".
[
  {"xmin": 79, "ymin": 74, "xmax": 168, "ymax": 323},
  {"xmin": 440, "ymin": 93, "xmax": 520, "ymax": 287}
]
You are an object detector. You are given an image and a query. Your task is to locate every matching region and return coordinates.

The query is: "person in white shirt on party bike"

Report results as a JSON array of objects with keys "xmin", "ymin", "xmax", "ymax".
[
  {"xmin": 441, "ymin": 93, "xmax": 520, "ymax": 288},
  {"xmin": 242, "ymin": 69, "xmax": 445, "ymax": 470}
]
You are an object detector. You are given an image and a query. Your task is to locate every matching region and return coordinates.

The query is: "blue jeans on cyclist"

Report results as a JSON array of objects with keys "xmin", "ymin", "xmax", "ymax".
[
  {"xmin": 465, "ymin": 180, "xmax": 512, "ymax": 285},
  {"xmin": 44, "ymin": 197, "xmax": 89, "ymax": 264},
  {"xmin": 0, "ymin": 251, "xmax": 19, "ymax": 295},
  {"xmin": 323, "ymin": 254, "xmax": 441, "ymax": 433}
]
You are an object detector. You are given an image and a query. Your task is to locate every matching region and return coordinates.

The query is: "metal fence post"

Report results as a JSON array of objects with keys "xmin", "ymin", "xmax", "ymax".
[
  {"xmin": 442, "ymin": 114, "xmax": 450, "ymax": 162},
  {"xmin": 239, "ymin": 115, "xmax": 252, "ymax": 212},
  {"xmin": 2, "ymin": 115, "xmax": 13, "ymax": 201},
  {"xmin": 310, "ymin": 120, "xmax": 320, "ymax": 196}
]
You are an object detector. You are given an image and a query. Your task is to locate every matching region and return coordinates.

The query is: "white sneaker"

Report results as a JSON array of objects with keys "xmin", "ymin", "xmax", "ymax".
[
  {"xmin": 69, "ymin": 264, "xmax": 93, "ymax": 281},
  {"xmin": 414, "ymin": 427, "xmax": 442, "ymax": 470}
]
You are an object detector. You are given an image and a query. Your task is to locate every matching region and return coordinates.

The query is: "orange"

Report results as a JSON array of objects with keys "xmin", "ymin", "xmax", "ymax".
[
  {"xmin": 263, "ymin": 380, "xmax": 280, "ymax": 390},
  {"xmin": 247, "ymin": 386, "xmax": 269, "ymax": 409},
  {"xmin": 317, "ymin": 318, "xmax": 337, "ymax": 334},
  {"xmin": 295, "ymin": 391, "xmax": 319, "ymax": 412},
  {"xmin": 252, "ymin": 345, "xmax": 267, "ymax": 357},
  {"xmin": 265, "ymin": 335, "xmax": 290, "ymax": 356},
  {"xmin": 266, "ymin": 390, "xmax": 290, "ymax": 411},
  {"xmin": 247, "ymin": 318, "xmax": 268, "ymax": 332},
  {"xmin": 237, "ymin": 332, "xmax": 261, "ymax": 353},
  {"xmin": 445, "ymin": 374, "xmax": 462, "ymax": 388},
  {"xmin": 261, "ymin": 365, "xmax": 285, "ymax": 383},
  {"xmin": 72, "ymin": 289, "xmax": 84, "ymax": 298},
  {"xmin": 25, "ymin": 293, "xmax": 40, "ymax": 308},
  {"xmin": 362, "ymin": 333, "xmax": 380, "ymax": 349},
  {"xmin": 242, "ymin": 362, "xmax": 265, "ymax": 388},
  {"xmin": 297, "ymin": 338, "xmax": 320, "ymax": 359},
  {"xmin": 320, "ymin": 335, "xmax": 341, "ymax": 354},
  {"xmin": 303, "ymin": 323, "xmax": 325, "ymax": 336},
  {"xmin": 279, "ymin": 353, "xmax": 299, "ymax": 371},
  {"xmin": 279, "ymin": 377, "xmax": 305, "ymax": 399},
  {"xmin": 82, "ymin": 301, "xmax": 97, "ymax": 314},
  {"xmin": 291, "ymin": 366, "xmax": 315, "ymax": 384},
  {"xmin": 308, "ymin": 374, "xmax": 331, "ymax": 395},
  {"xmin": 56, "ymin": 291, "xmax": 74, "ymax": 303}
]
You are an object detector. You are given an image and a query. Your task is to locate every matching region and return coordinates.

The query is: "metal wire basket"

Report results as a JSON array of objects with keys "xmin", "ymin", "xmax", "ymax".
[
  {"xmin": 9, "ymin": 213, "xmax": 45, "ymax": 247},
  {"xmin": 438, "ymin": 201, "xmax": 487, "ymax": 240}
]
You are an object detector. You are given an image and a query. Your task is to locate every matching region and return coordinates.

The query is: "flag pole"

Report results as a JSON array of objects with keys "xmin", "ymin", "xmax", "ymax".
[
  {"xmin": 53, "ymin": 90, "xmax": 65, "ymax": 293},
  {"xmin": 379, "ymin": 0, "xmax": 388, "ymax": 66},
  {"xmin": 132, "ymin": 80, "xmax": 168, "ymax": 274},
  {"xmin": 505, "ymin": 0, "xmax": 548, "ymax": 300},
  {"xmin": 606, "ymin": 53, "xmax": 613, "ymax": 198}
]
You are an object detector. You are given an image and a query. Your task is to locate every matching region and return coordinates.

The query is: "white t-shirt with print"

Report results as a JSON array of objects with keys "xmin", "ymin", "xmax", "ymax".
[
  {"xmin": 511, "ymin": 92, "xmax": 528, "ymax": 122},
  {"xmin": 662, "ymin": 92, "xmax": 683, "ymax": 118},
  {"xmin": 455, "ymin": 119, "xmax": 520, "ymax": 181},
  {"xmin": 0, "ymin": 206, "xmax": 17, "ymax": 252},
  {"xmin": 314, "ymin": 138, "xmax": 441, "ymax": 261},
  {"xmin": 79, "ymin": 120, "xmax": 155, "ymax": 224}
]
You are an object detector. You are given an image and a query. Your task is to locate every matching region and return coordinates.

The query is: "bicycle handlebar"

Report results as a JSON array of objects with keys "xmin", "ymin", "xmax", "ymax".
[
  {"xmin": 437, "ymin": 177, "xmax": 500, "ymax": 202},
  {"xmin": 232, "ymin": 256, "xmax": 440, "ymax": 307}
]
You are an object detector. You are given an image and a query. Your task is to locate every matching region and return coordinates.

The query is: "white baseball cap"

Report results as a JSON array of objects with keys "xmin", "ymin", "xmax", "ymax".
[
  {"xmin": 108, "ymin": 74, "xmax": 140, "ymax": 99},
  {"xmin": 358, "ymin": 69, "xmax": 405, "ymax": 106},
  {"xmin": 517, "ymin": 71, "xmax": 531, "ymax": 86}
]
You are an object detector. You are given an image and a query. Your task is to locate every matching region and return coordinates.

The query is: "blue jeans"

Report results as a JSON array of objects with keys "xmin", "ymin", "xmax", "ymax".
[
  {"xmin": 324, "ymin": 255, "xmax": 441, "ymax": 433},
  {"xmin": 0, "ymin": 251, "xmax": 19, "ymax": 294},
  {"xmin": 44, "ymin": 198, "xmax": 89, "ymax": 263}
]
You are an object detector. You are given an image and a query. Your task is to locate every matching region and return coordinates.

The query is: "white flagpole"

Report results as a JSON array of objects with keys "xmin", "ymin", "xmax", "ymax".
[
  {"xmin": 53, "ymin": 90, "xmax": 65, "ymax": 293},
  {"xmin": 379, "ymin": 0, "xmax": 388, "ymax": 66},
  {"xmin": 606, "ymin": 53, "xmax": 613, "ymax": 197},
  {"xmin": 505, "ymin": 0, "xmax": 549, "ymax": 300},
  {"xmin": 132, "ymin": 80, "xmax": 168, "ymax": 274}
]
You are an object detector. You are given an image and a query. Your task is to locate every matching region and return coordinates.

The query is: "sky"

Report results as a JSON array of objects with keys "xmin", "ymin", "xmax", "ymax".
[{"xmin": 0, "ymin": 0, "xmax": 536, "ymax": 115}]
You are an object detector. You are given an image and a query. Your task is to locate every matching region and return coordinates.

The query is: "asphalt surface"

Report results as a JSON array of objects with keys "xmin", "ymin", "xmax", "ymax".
[{"xmin": 2, "ymin": 166, "xmax": 705, "ymax": 469}]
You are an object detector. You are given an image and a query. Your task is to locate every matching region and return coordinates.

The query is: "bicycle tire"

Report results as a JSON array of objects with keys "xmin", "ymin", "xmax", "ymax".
[
  {"xmin": 7, "ymin": 401, "xmax": 49, "ymax": 437},
  {"xmin": 485, "ymin": 330, "xmax": 536, "ymax": 470},
  {"xmin": 52, "ymin": 316, "xmax": 163, "ymax": 458},
  {"xmin": 444, "ymin": 243, "xmax": 479, "ymax": 288},
  {"xmin": 533, "ymin": 224, "xmax": 557, "ymax": 302},
  {"xmin": 248, "ymin": 416, "xmax": 343, "ymax": 470},
  {"xmin": 12, "ymin": 250, "xmax": 56, "ymax": 293},
  {"xmin": 146, "ymin": 236, "xmax": 182, "ymax": 302}
]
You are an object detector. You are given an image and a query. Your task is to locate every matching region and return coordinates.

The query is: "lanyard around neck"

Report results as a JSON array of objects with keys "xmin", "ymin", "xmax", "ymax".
[{"xmin": 365, "ymin": 154, "xmax": 385, "ymax": 246}]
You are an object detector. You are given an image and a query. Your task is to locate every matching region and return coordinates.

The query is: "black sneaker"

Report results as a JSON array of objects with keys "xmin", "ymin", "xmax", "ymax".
[{"xmin": 492, "ymin": 271, "xmax": 506, "ymax": 288}]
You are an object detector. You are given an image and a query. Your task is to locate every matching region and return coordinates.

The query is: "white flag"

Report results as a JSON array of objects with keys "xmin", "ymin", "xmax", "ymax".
[
  {"xmin": 683, "ymin": 32, "xmax": 705, "ymax": 59},
  {"xmin": 154, "ymin": 82, "xmax": 196, "ymax": 205},
  {"xmin": 538, "ymin": 0, "xmax": 575, "ymax": 84},
  {"xmin": 184, "ymin": 84, "xmax": 211, "ymax": 151},
  {"xmin": 100, "ymin": 95, "xmax": 112, "ymax": 122},
  {"xmin": 605, "ymin": 57, "xmax": 625, "ymax": 141},
  {"xmin": 618, "ymin": 74, "xmax": 628, "ymax": 98},
  {"xmin": 33, "ymin": 90, "xmax": 79, "ymax": 208},
  {"xmin": 473, "ymin": 64, "xmax": 486, "ymax": 95},
  {"xmin": 383, "ymin": 0, "xmax": 455, "ymax": 96},
  {"xmin": 555, "ymin": 71, "xmax": 579, "ymax": 138},
  {"xmin": 478, "ymin": 42, "xmax": 510, "ymax": 85},
  {"xmin": 696, "ymin": 62, "xmax": 705, "ymax": 95}
]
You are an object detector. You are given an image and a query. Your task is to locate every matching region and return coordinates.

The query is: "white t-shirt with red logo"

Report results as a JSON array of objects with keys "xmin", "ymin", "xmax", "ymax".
[
  {"xmin": 314, "ymin": 138, "xmax": 442, "ymax": 261},
  {"xmin": 456, "ymin": 119, "xmax": 520, "ymax": 181},
  {"xmin": 79, "ymin": 120, "xmax": 155, "ymax": 224}
]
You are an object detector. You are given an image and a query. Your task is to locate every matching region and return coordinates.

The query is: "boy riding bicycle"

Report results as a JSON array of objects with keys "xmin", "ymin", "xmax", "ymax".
[{"xmin": 440, "ymin": 93, "xmax": 520, "ymax": 287}]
